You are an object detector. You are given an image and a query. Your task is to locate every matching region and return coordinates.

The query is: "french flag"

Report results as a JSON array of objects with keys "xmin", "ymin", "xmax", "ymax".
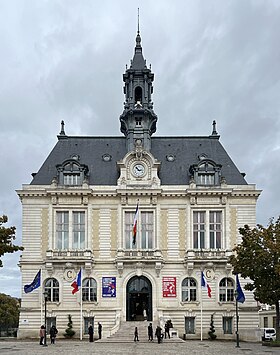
[
  {"xmin": 71, "ymin": 269, "xmax": 82, "ymax": 294},
  {"xmin": 132, "ymin": 203, "xmax": 139, "ymax": 245},
  {"xmin": 201, "ymin": 271, "xmax": 211, "ymax": 298}
]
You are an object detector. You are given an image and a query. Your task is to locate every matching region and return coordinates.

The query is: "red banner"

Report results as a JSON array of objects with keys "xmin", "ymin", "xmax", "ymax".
[{"xmin": 162, "ymin": 277, "xmax": 176, "ymax": 297}]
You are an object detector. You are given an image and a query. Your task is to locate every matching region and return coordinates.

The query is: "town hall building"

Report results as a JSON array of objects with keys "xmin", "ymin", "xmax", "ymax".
[{"xmin": 17, "ymin": 28, "xmax": 261, "ymax": 341}]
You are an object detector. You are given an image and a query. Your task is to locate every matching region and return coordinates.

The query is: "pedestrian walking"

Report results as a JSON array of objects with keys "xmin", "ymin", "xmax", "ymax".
[
  {"xmin": 155, "ymin": 325, "xmax": 162, "ymax": 344},
  {"xmin": 98, "ymin": 322, "xmax": 102, "ymax": 339},
  {"xmin": 134, "ymin": 326, "xmax": 139, "ymax": 342},
  {"xmin": 148, "ymin": 322, "xmax": 153, "ymax": 341},
  {"xmin": 164, "ymin": 321, "xmax": 170, "ymax": 339},
  {"xmin": 39, "ymin": 325, "xmax": 45, "ymax": 345},
  {"xmin": 88, "ymin": 324, "xmax": 94, "ymax": 342},
  {"xmin": 50, "ymin": 325, "xmax": 58, "ymax": 344}
]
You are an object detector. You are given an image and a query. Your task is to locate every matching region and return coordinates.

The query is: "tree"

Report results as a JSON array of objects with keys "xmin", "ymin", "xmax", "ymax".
[
  {"xmin": 64, "ymin": 314, "xmax": 75, "ymax": 338},
  {"xmin": 0, "ymin": 215, "xmax": 23, "ymax": 267},
  {"xmin": 229, "ymin": 217, "xmax": 280, "ymax": 341},
  {"xmin": 208, "ymin": 313, "xmax": 217, "ymax": 340},
  {"xmin": 0, "ymin": 293, "xmax": 20, "ymax": 336}
]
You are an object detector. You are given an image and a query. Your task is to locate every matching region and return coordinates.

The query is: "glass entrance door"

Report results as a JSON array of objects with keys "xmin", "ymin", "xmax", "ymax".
[{"xmin": 126, "ymin": 276, "xmax": 152, "ymax": 321}]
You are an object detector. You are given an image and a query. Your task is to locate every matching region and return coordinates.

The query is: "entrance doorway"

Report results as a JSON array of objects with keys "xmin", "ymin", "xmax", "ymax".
[{"xmin": 126, "ymin": 276, "xmax": 152, "ymax": 321}]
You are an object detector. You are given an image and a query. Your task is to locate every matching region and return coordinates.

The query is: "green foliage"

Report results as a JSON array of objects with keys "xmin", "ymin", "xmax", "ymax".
[
  {"xmin": 64, "ymin": 314, "xmax": 75, "ymax": 338},
  {"xmin": 0, "ymin": 293, "xmax": 20, "ymax": 331},
  {"xmin": 0, "ymin": 215, "xmax": 23, "ymax": 267},
  {"xmin": 208, "ymin": 314, "xmax": 217, "ymax": 340},
  {"xmin": 229, "ymin": 217, "xmax": 280, "ymax": 341}
]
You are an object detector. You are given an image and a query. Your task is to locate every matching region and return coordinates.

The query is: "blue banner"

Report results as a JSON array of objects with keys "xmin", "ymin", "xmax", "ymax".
[
  {"xmin": 24, "ymin": 270, "xmax": 41, "ymax": 293},
  {"xmin": 102, "ymin": 277, "xmax": 116, "ymax": 297}
]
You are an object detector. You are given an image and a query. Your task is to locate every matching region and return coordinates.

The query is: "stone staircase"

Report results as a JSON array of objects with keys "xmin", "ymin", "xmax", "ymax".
[{"xmin": 97, "ymin": 321, "xmax": 184, "ymax": 343}]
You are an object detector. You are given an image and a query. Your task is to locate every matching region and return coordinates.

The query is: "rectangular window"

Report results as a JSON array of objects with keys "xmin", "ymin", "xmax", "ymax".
[
  {"xmin": 56, "ymin": 212, "xmax": 69, "ymax": 249},
  {"xmin": 198, "ymin": 174, "xmax": 215, "ymax": 185},
  {"xmin": 185, "ymin": 317, "xmax": 195, "ymax": 334},
  {"xmin": 223, "ymin": 317, "xmax": 233, "ymax": 334},
  {"xmin": 193, "ymin": 210, "xmax": 223, "ymax": 249},
  {"xmin": 63, "ymin": 173, "xmax": 81, "ymax": 185},
  {"xmin": 209, "ymin": 211, "xmax": 222, "ymax": 248},
  {"xmin": 193, "ymin": 212, "xmax": 205, "ymax": 248},
  {"xmin": 84, "ymin": 317, "xmax": 94, "ymax": 335},
  {"xmin": 125, "ymin": 211, "xmax": 154, "ymax": 249},
  {"xmin": 73, "ymin": 212, "xmax": 85, "ymax": 249},
  {"xmin": 56, "ymin": 211, "xmax": 86, "ymax": 250},
  {"xmin": 264, "ymin": 317, "xmax": 268, "ymax": 328}
]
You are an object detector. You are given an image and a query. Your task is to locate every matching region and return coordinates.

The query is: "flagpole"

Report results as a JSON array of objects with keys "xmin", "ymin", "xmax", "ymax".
[
  {"xmin": 235, "ymin": 290, "xmax": 240, "ymax": 347},
  {"xmin": 200, "ymin": 289, "xmax": 203, "ymax": 341},
  {"xmin": 80, "ymin": 269, "xmax": 83, "ymax": 340},
  {"xmin": 40, "ymin": 268, "xmax": 43, "ymax": 325}
]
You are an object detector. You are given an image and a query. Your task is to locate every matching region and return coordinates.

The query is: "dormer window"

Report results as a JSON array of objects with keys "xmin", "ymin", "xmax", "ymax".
[
  {"xmin": 56, "ymin": 159, "xmax": 89, "ymax": 186},
  {"xmin": 190, "ymin": 160, "xmax": 221, "ymax": 186}
]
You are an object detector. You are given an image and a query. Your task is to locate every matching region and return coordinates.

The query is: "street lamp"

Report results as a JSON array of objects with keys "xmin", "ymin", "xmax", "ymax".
[
  {"xmin": 234, "ymin": 290, "xmax": 240, "ymax": 348},
  {"xmin": 43, "ymin": 291, "xmax": 48, "ymax": 347}
]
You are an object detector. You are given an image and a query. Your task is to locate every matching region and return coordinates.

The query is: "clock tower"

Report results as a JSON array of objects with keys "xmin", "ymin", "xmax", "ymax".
[{"xmin": 120, "ymin": 27, "xmax": 157, "ymax": 152}]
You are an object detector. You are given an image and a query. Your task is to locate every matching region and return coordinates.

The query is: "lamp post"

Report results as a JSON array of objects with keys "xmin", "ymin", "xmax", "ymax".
[
  {"xmin": 234, "ymin": 290, "xmax": 240, "ymax": 348},
  {"xmin": 43, "ymin": 291, "xmax": 48, "ymax": 347}
]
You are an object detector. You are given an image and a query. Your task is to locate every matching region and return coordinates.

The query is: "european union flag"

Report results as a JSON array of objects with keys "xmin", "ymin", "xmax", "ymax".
[
  {"xmin": 236, "ymin": 274, "xmax": 245, "ymax": 303},
  {"xmin": 24, "ymin": 270, "xmax": 41, "ymax": 293}
]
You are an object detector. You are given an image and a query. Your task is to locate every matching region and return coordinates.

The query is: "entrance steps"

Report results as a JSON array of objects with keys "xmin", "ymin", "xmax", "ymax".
[{"xmin": 97, "ymin": 321, "xmax": 184, "ymax": 343}]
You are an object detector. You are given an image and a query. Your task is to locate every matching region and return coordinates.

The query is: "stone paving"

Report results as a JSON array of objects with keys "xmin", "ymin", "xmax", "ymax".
[{"xmin": 0, "ymin": 339, "xmax": 279, "ymax": 355}]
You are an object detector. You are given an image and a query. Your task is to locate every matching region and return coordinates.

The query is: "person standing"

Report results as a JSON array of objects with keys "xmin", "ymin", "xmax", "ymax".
[
  {"xmin": 88, "ymin": 324, "xmax": 94, "ymax": 342},
  {"xmin": 39, "ymin": 325, "xmax": 45, "ymax": 345},
  {"xmin": 148, "ymin": 323, "xmax": 153, "ymax": 341},
  {"xmin": 164, "ymin": 322, "xmax": 170, "ymax": 339},
  {"xmin": 155, "ymin": 326, "xmax": 162, "ymax": 344},
  {"xmin": 50, "ymin": 325, "xmax": 58, "ymax": 344},
  {"xmin": 98, "ymin": 322, "xmax": 102, "ymax": 339},
  {"xmin": 134, "ymin": 326, "xmax": 139, "ymax": 342}
]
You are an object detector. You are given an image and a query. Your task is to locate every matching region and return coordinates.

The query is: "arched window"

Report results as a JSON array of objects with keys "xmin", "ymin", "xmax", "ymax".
[
  {"xmin": 45, "ymin": 278, "xmax": 59, "ymax": 302},
  {"xmin": 134, "ymin": 86, "xmax": 142, "ymax": 103},
  {"xmin": 219, "ymin": 278, "xmax": 234, "ymax": 302},
  {"xmin": 182, "ymin": 277, "xmax": 197, "ymax": 302},
  {"xmin": 82, "ymin": 278, "xmax": 97, "ymax": 302}
]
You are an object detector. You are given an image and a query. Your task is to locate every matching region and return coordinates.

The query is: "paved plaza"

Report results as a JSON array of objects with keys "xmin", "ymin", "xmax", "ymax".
[{"xmin": 0, "ymin": 340, "xmax": 279, "ymax": 355}]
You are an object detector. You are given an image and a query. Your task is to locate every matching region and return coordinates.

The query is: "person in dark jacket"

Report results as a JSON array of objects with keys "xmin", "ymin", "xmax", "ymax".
[
  {"xmin": 98, "ymin": 322, "xmax": 102, "ymax": 339},
  {"xmin": 88, "ymin": 324, "xmax": 94, "ymax": 342},
  {"xmin": 155, "ymin": 326, "xmax": 162, "ymax": 344},
  {"xmin": 50, "ymin": 325, "xmax": 58, "ymax": 344},
  {"xmin": 148, "ymin": 323, "xmax": 153, "ymax": 341},
  {"xmin": 134, "ymin": 326, "xmax": 139, "ymax": 341},
  {"xmin": 164, "ymin": 322, "xmax": 170, "ymax": 339}
]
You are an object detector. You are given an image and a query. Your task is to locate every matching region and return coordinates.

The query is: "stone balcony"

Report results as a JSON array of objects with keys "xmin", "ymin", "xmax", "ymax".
[
  {"xmin": 46, "ymin": 249, "xmax": 93, "ymax": 260},
  {"xmin": 184, "ymin": 249, "xmax": 232, "ymax": 269},
  {"xmin": 115, "ymin": 249, "xmax": 164, "ymax": 277}
]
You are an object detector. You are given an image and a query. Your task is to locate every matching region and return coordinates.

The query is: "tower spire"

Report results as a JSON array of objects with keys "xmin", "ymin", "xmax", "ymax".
[{"xmin": 137, "ymin": 8, "xmax": 140, "ymax": 34}]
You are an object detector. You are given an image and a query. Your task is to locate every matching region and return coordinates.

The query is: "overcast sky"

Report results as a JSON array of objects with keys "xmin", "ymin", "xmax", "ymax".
[{"xmin": 0, "ymin": 0, "xmax": 279, "ymax": 298}]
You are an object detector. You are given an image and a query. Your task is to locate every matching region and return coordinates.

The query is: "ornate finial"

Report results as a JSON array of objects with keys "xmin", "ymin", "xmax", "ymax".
[
  {"xmin": 135, "ymin": 8, "xmax": 141, "ymax": 47},
  {"xmin": 60, "ymin": 120, "xmax": 65, "ymax": 135},
  {"xmin": 211, "ymin": 120, "xmax": 218, "ymax": 136}
]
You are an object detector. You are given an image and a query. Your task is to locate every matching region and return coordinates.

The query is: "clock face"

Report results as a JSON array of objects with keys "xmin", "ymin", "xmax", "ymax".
[{"xmin": 133, "ymin": 163, "xmax": 145, "ymax": 177}]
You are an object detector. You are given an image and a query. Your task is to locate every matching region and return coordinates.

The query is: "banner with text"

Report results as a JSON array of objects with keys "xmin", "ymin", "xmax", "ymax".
[
  {"xmin": 162, "ymin": 277, "xmax": 176, "ymax": 297},
  {"xmin": 102, "ymin": 277, "xmax": 116, "ymax": 297}
]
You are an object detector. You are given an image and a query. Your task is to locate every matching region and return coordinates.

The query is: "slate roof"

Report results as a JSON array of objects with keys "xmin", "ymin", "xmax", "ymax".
[{"xmin": 30, "ymin": 135, "xmax": 247, "ymax": 186}]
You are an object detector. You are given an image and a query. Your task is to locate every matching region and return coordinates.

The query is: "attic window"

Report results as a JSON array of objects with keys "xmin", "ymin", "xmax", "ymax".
[
  {"xmin": 166, "ymin": 154, "xmax": 175, "ymax": 162},
  {"xmin": 190, "ymin": 160, "xmax": 221, "ymax": 186},
  {"xmin": 56, "ymin": 159, "xmax": 88, "ymax": 186}
]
